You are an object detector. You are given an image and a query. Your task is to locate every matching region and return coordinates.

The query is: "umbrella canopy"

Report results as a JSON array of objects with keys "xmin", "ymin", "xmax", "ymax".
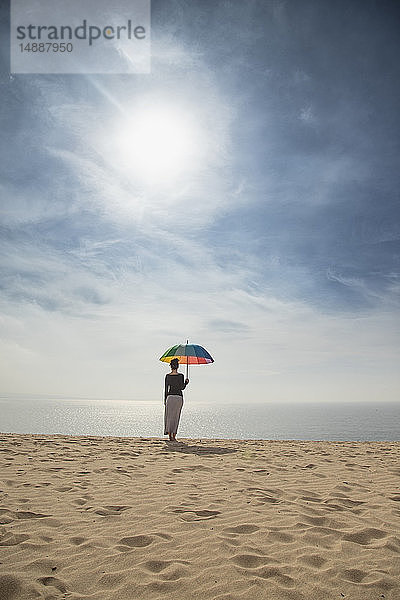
[
  {"xmin": 160, "ymin": 343, "xmax": 214, "ymax": 365},
  {"xmin": 160, "ymin": 341, "xmax": 214, "ymax": 378}
]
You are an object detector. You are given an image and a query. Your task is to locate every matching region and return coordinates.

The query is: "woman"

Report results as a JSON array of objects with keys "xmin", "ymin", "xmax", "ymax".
[{"xmin": 164, "ymin": 358, "xmax": 189, "ymax": 441}]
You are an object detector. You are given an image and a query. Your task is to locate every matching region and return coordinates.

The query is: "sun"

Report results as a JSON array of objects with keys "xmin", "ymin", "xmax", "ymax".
[{"xmin": 112, "ymin": 104, "xmax": 202, "ymax": 186}]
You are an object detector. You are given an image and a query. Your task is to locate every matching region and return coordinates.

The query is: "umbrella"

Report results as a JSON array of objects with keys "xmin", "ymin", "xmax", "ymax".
[{"xmin": 159, "ymin": 340, "xmax": 214, "ymax": 379}]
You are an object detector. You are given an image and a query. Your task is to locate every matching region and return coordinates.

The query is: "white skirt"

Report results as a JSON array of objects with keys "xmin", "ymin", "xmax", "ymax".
[{"xmin": 164, "ymin": 394, "xmax": 183, "ymax": 435}]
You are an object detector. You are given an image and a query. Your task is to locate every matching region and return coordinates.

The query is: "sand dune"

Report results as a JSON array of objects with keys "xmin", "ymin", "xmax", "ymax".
[{"xmin": 0, "ymin": 433, "xmax": 399, "ymax": 599}]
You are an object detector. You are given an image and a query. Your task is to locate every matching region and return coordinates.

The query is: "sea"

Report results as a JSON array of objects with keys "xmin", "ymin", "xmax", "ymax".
[{"xmin": 0, "ymin": 397, "xmax": 399, "ymax": 441}]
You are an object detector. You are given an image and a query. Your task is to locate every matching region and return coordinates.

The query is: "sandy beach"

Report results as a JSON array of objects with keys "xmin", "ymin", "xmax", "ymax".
[{"xmin": 0, "ymin": 434, "xmax": 399, "ymax": 600}]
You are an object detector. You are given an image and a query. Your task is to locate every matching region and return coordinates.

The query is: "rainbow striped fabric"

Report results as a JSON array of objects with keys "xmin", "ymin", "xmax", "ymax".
[{"xmin": 159, "ymin": 343, "xmax": 214, "ymax": 365}]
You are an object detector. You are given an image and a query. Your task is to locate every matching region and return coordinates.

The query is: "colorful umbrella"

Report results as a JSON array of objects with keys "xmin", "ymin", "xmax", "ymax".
[{"xmin": 160, "ymin": 340, "xmax": 214, "ymax": 379}]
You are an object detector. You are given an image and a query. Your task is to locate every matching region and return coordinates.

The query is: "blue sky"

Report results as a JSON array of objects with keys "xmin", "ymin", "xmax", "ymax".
[{"xmin": 1, "ymin": 0, "xmax": 399, "ymax": 404}]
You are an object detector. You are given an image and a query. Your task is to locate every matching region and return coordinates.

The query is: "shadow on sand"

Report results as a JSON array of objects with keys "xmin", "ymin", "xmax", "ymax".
[{"xmin": 162, "ymin": 440, "xmax": 237, "ymax": 456}]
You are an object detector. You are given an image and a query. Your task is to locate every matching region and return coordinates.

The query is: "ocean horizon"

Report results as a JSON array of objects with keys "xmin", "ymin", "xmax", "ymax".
[{"xmin": 1, "ymin": 396, "xmax": 399, "ymax": 442}]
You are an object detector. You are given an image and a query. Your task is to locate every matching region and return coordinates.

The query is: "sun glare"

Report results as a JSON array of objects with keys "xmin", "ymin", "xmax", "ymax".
[{"xmin": 112, "ymin": 105, "xmax": 202, "ymax": 185}]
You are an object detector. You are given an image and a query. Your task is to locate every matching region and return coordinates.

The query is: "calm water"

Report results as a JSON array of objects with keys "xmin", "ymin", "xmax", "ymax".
[{"xmin": 0, "ymin": 397, "xmax": 399, "ymax": 441}]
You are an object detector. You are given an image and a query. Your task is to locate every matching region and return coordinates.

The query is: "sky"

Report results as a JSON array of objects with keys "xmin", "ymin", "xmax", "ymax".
[{"xmin": 0, "ymin": 0, "xmax": 399, "ymax": 405}]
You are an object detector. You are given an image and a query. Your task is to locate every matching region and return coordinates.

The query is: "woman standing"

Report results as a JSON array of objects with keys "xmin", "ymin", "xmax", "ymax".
[{"xmin": 164, "ymin": 358, "xmax": 189, "ymax": 441}]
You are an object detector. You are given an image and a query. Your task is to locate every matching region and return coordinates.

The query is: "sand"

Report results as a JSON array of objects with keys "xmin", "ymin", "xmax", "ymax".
[{"xmin": 0, "ymin": 433, "xmax": 399, "ymax": 600}]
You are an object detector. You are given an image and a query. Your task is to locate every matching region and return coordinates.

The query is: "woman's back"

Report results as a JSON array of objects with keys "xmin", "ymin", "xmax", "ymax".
[{"xmin": 165, "ymin": 373, "xmax": 185, "ymax": 396}]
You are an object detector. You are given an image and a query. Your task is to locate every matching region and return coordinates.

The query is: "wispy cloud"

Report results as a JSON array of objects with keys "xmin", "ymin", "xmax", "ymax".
[{"xmin": 1, "ymin": 1, "xmax": 399, "ymax": 404}]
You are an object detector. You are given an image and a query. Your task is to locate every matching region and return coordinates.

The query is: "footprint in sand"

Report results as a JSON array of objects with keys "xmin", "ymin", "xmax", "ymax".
[
  {"xmin": 231, "ymin": 554, "xmax": 270, "ymax": 568},
  {"xmin": 298, "ymin": 553, "xmax": 327, "ymax": 568},
  {"xmin": 300, "ymin": 515, "xmax": 327, "ymax": 527},
  {"xmin": 72, "ymin": 498, "xmax": 87, "ymax": 506},
  {"xmin": 69, "ymin": 536, "xmax": 87, "ymax": 545},
  {"xmin": 39, "ymin": 535, "xmax": 53, "ymax": 543},
  {"xmin": 143, "ymin": 560, "xmax": 172, "ymax": 573},
  {"xmin": 4, "ymin": 480, "xmax": 16, "ymax": 487},
  {"xmin": 324, "ymin": 498, "xmax": 365, "ymax": 513},
  {"xmin": 222, "ymin": 524, "xmax": 260, "ymax": 534},
  {"xmin": 0, "ymin": 531, "xmax": 30, "ymax": 546},
  {"xmin": 93, "ymin": 506, "xmax": 131, "ymax": 516},
  {"xmin": 16, "ymin": 511, "xmax": 49, "ymax": 519},
  {"xmin": 342, "ymin": 528, "xmax": 387, "ymax": 545},
  {"xmin": 37, "ymin": 576, "xmax": 67, "ymax": 593},
  {"xmin": 142, "ymin": 559, "xmax": 191, "ymax": 580},
  {"xmin": 0, "ymin": 574, "xmax": 23, "ymax": 599},
  {"xmin": 160, "ymin": 566, "xmax": 190, "ymax": 581},
  {"xmin": 229, "ymin": 556, "xmax": 295, "ymax": 587},
  {"xmin": 254, "ymin": 496, "xmax": 279, "ymax": 505},
  {"xmin": 171, "ymin": 508, "xmax": 220, "ymax": 521},
  {"xmin": 252, "ymin": 566, "xmax": 295, "ymax": 587},
  {"xmin": 174, "ymin": 464, "xmax": 213, "ymax": 472},
  {"xmin": 118, "ymin": 535, "xmax": 155, "ymax": 548},
  {"xmin": 301, "ymin": 495, "xmax": 322, "ymax": 503},
  {"xmin": 0, "ymin": 510, "xmax": 14, "ymax": 525},
  {"xmin": 267, "ymin": 530, "xmax": 294, "ymax": 543},
  {"xmin": 246, "ymin": 488, "xmax": 280, "ymax": 504},
  {"xmin": 341, "ymin": 568, "xmax": 368, "ymax": 582},
  {"xmin": 98, "ymin": 572, "xmax": 127, "ymax": 588},
  {"xmin": 151, "ymin": 532, "xmax": 173, "ymax": 540}
]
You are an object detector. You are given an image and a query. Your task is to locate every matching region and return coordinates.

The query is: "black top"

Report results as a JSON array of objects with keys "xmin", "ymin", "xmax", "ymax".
[{"xmin": 164, "ymin": 373, "xmax": 187, "ymax": 401}]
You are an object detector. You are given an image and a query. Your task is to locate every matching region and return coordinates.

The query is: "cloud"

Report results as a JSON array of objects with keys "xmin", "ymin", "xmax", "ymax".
[
  {"xmin": 1, "ymin": 0, "xmax": 399, "ymax": 405},
  {"xmin": 299, "ymin": 105, "xmax": 316, "ymax": 124},
  {"xmin": 207, "ymin": 319, "xmax": 250, "ymax": 335}
]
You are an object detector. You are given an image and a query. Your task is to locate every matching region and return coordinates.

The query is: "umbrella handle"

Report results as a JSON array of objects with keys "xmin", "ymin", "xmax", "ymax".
[{"xmin": 186, "ymin": 339, "xmax": 189, "ymax": 382}]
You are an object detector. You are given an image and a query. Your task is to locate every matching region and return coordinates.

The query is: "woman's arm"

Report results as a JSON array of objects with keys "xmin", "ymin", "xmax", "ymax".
[
  {"xmin": 164, "ymin": 375, "xmax": 169, "ymax": 404},
  {"xmin": 182, "ymin": 374, "xmax": 189, "ymax": 389}
]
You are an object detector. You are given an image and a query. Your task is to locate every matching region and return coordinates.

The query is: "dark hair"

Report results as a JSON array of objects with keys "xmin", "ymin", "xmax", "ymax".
[{"xmin": 170, "ymin": 358, "xmax": 179, "ymax": 370}]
